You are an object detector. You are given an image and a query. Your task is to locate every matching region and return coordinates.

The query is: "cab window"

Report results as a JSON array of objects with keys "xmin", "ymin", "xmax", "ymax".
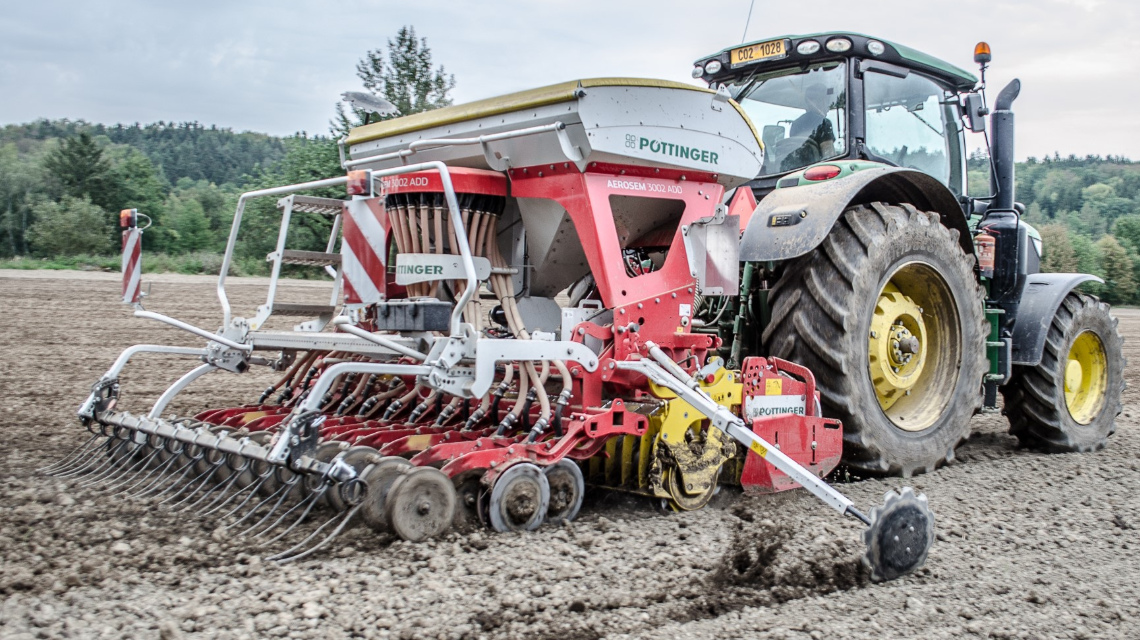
[{"xmin": 864, "ymin": 70, "xmax": 961, "ymax": 192}]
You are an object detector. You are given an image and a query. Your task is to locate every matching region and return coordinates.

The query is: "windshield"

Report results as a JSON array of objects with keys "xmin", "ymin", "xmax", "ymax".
[{"xmin": 729, "ymin": 62, "xmax": 847, "ymax": 176}]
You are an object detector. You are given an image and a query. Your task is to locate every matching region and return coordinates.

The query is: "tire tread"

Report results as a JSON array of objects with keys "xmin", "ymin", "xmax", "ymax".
[
  {"xmin": 1002, "ymin": 293, "xmax": 1125, "ymax": 452},
  {"xmin": 763, "ymin": 203, "xmax": 988, "ymax": 475}
]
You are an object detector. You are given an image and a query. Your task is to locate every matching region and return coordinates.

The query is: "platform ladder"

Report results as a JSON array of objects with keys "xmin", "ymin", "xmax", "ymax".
[{"xmin": 249, "ymin": 195, "xmax": 345, "ymax": 332}]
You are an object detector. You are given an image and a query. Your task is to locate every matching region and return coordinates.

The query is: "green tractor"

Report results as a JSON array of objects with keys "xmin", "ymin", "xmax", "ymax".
[{"xmin": 691, "ymin": 33, "xmax": 1125, "ymax": 476}]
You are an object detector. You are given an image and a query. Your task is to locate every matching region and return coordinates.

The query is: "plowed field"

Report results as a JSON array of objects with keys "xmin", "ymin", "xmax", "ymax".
[{"xmin": 2, "ymin": 270, "xmax": 1137, "ymax": 639}]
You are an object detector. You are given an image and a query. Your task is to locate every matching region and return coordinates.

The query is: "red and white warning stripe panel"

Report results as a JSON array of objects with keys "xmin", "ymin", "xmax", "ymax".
[
  {"xmin": 341, "ymin": 198, "xmax": 389, "ymax": 307},
  {"xmin": 340, "ymin": 168, "xmax": 506, "ymax": 307},
  {"xmin": 120, "ymin": 209, "xmax": 142, "ymax": 305}
]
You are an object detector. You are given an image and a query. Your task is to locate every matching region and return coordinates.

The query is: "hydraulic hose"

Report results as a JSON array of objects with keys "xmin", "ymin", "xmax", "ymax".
[
  {"xmin": 383, "ymin": 383, "xmax": 423, "ymax": 421},
  {"xmin": 469, "ymin": 364, "xmax": 513, "ymax": 430},
  {"xmin": 258, "ymin": 350, "xmax": 311, "ymax": 403}
]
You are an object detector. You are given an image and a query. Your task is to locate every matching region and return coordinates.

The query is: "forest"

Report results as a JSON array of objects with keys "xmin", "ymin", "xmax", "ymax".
[
  {"xmin": 967, "ymin": 154, "xmax": 1140, "ymax": 304},
  {"xmin": 0, "ymin": 123, "xmax": 337, "ymax": 277}
]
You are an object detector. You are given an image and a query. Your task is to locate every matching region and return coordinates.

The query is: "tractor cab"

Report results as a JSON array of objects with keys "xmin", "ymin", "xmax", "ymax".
[{"xmin": 693, "ymin": 33, "xmax": 977, "ymax": 197}]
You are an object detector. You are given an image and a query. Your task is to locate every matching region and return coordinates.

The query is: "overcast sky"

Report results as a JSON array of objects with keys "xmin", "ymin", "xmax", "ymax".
[{"xmin": 1, "ymin": 0, "xmax": 1134, "ymax": 160}]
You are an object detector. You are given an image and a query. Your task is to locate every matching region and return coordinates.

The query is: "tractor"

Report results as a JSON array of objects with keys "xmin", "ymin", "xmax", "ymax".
[
  {"xmin": 46, "ymin": 34, "xmax": 1122, "ymax": 583},
  {"xmin": 689, "ymin": 33, "xmax": 1125, "ymax": 475}
]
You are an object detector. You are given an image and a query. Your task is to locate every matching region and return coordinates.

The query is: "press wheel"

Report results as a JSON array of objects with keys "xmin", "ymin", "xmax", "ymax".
[
  {"xmin": 453, "ymin": 469, "xmax": 488, "ymax": 530},
  {"xmin": 544, "ymin": 460, "xmax": 584, "ymax": 525},
  {"xmin": 326, "ymin": 446, "xmax": 381, "ymax": 511},
  {"xmin": 385, "ymin": 467, "xmax": 457, "ymax": 542},
  {"xmin": 488, "ymin": 463, "xmax": 549, "ymax": 532},
  {"xmin": 360, "ymin": 456, "xmax": 412, "ymax": 532},
  {"xmin": 663, "ymin": 466, "xmax": 716, "ymax": 511}
]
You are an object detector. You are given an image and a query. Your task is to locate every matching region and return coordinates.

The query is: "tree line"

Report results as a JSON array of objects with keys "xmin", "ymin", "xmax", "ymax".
[{"xmin": 968, "ymin": 153, "xmax": 1140, "ymax": 305}]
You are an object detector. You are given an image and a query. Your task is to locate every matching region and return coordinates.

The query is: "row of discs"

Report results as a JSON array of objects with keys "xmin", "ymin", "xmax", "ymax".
[{"xmin": 359, "ymin": 458, "xmax": 586, "ymax": 540}]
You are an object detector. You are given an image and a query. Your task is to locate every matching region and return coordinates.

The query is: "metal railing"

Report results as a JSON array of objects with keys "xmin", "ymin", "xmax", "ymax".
[
  {"xmin": 215, "ymin": 162, "xmax": 479, "ymax": 339},
  {"xmin": 218, "ymin": 177, "xmax": 351, "ymax": 328}
]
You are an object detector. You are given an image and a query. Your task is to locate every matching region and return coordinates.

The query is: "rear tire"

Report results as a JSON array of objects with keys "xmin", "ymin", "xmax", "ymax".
[
  {"xmin": 1002, "ymin": 292, "xmax": 1125, "ymax": 451},
  {"xmin": 763, "ymin": 202, "xmax": 987, "ymax": 476}
]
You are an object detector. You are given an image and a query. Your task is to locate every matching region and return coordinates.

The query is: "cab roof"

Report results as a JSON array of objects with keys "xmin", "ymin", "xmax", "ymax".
[{"xmin": 695, "ymin": 32, "xmax": 978, "ymax": 92}]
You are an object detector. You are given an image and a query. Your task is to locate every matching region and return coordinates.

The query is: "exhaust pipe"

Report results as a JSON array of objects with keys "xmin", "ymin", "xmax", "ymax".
[{"xmin": 989, "ymin": 79, "xmax": 1021, "ymax": 211}]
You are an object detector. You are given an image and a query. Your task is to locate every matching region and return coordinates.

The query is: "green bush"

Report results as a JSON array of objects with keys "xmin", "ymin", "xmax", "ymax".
[{"xmin": 26, "ymin": 196, "xmax": 113, "ymax": 256}]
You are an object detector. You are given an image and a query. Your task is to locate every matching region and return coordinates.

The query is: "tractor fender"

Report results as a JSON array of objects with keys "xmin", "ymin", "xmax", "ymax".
[
  {"xmin": 739, "ymin": 166, "xmax": 974, "ymax": 262},
  {"xmin": 1010, "ymin": 273, "xmax": 1103, "ymax": 366}
]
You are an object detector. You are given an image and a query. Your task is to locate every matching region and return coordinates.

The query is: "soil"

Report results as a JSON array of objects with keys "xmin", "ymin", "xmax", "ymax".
[{"xmin": 1, "ymin": 269, "xmax": 1138, "ymax": 640}]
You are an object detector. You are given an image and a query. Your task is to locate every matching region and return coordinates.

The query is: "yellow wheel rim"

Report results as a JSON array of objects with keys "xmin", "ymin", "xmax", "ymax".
[
  {"xmin": 1064, "ymin": 331, "xmax": 1108, "ymax": 425},
  {"xmin": 868, "ymin": 262, "xmax": 961, "ymax": 432}
]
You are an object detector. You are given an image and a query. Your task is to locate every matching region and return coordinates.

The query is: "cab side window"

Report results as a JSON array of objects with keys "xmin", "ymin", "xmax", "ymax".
[{"xmin": 864, "ymin": 71, "xmax": 955, "ymax": 188}]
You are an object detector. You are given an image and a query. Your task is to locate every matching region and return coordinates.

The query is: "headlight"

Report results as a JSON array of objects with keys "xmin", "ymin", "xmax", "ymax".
[
  {"xmin": 704, "ymin": 60, "xmax": 723, "ymax": 75},
  {"xmin": 826, "ymin": 38, "xmax": 852, "ymax": 53},
  {"xmin": 867, "ymin": 40, "xmax": 886, "ymax": 56},
  {"xmin": 796, "ymin": 40, "xmax": 821, "ymax": 55},
  {"xmin": 692, "ymin": 65, "xmax": 705, "ymax": 79}
]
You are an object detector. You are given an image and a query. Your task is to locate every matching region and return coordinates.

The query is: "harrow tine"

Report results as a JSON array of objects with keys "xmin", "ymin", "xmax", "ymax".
[
  {"xmin": 49, "ymin": 439, "xmax": 109, "ymax": 477},
  {"xmin": 217, "ymin": 470, "xmax": 280, "ymax": 520},
  {"xmin": 199, "ymin": 469, "xmax": 267, "ymax": 517},
  {"xmin": 230, "ymin": 479, "xmax": 297, "ymax": 533},
  {"xmin": 115, "ymin": 451, "xmax": 180, "ymax": 497},
  {"xmin": 38, "ymin": 433, "xmax": 103, "ymax": 474},
  {"xmin": 54, "ymin": 437, "xmax": 119, "ymax": 479},
  {"xmin": 97, "ymin": 446, "xmax": 162, "ymax": 491},
  {"xmin": 181, "ymin": 465, "xmax": 243, "ymax": 513},
  {"xmin": 247, "ymin": 483, "xmax": 323, "ymax": 538},
  {"xmin": 74, "ymin": 452, "xmax": 130, "ymax": 486},
  {"xmin": 269, "ymin": 504, "xmax": 362, "ymax": 565},
  {"xmin": 189, "ymin": 450, "xmax": 255, "ymax": 513},
  {"xmin": 82, "ymin": 438, "xmax": 156, "ymax": 487},
  {"xmin": 257, "ymin": 483, "xmax": 328, "ymax": 543},
  {"xmin": 80, "ymin": 460, "xmax": 134, "ymax": 489},
  {"xmin": 162, "ymin": 462, "xmax": 222, "ymax": 508},
  {"xmin": 142, "ymin": 455, "xmax": 202, "ymax": 500},
  {"xmin": 49, "ymin": 425, "xmax": 118, "ymax": 476},
  {"xmin": 64, "ymin": 437, "xmax": 132, "ymax": 482}
]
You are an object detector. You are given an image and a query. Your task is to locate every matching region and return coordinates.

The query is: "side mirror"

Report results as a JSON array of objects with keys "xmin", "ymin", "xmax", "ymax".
[{"xmin": 963, "ymin": 93, "xmax": 988, "ymax": 133}]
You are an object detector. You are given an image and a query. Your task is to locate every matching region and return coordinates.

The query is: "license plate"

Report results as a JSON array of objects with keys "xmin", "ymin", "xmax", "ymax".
[{"xmin": 730, "ymin": 39, "xmax": 788, "ymax": 67}]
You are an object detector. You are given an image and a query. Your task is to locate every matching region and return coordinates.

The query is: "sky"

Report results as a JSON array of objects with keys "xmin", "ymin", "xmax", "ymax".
[{"xmin": 1, "ymin": 0, "xmax": 1135, "ymax": 160}]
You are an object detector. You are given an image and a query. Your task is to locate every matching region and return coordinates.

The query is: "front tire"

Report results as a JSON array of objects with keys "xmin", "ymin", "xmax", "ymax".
[
  {"xmin": 1002, "ymin": 292, "xmax": 1124, "ymax": 451},
  {"xmin": 763, "ymin": 202, "xmax": 988, "ymax": 476}
]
